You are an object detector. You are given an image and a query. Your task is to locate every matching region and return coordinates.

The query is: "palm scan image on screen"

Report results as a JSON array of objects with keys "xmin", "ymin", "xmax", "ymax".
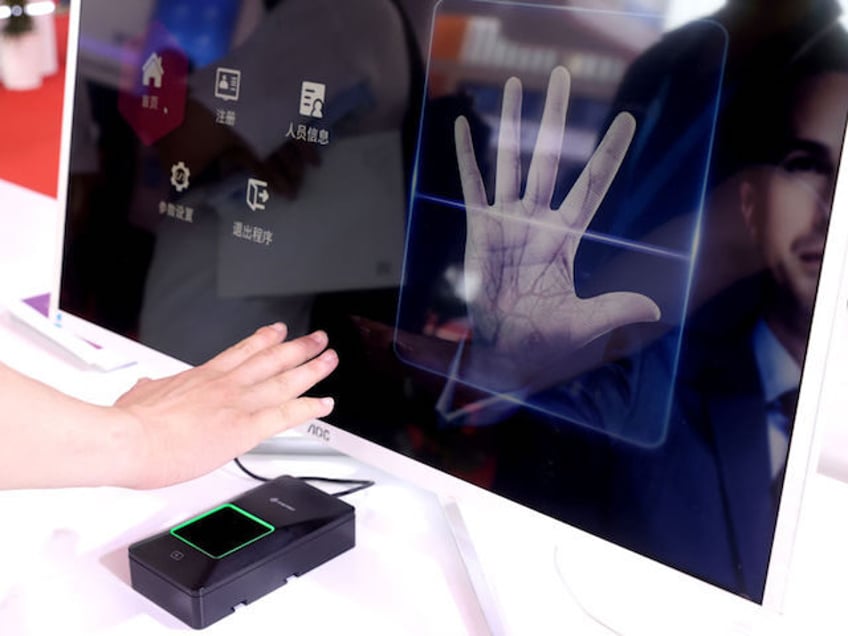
[
  {"xmin": 59, "ymin": 0, "xmax": 848, "ymax": 608},
  {"xmin": 397, "ymin": 2, "xmax": 724, "ymax": 448}
]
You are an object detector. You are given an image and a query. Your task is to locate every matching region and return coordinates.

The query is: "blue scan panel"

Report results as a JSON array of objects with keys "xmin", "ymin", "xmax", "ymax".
[{"xmin": 397, "ymin": 3, "xmax": 726, "ymax": 447}]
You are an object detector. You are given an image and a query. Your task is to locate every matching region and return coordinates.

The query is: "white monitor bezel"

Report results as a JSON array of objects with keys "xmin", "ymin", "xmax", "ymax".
[{"xmin": 48, "ymin": 0, "xmax": 848, "ymax": 630}]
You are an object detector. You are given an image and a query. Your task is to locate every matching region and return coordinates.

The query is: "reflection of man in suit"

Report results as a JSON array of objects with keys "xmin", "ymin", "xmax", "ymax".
[
  {"xmin": 136, "ymin": 0, "xmax": 419, "ymax": 365},
  {"xmin": 448, "ymin": 24, "xmax": 848, "ymax": 600},
  {"xmin": 608, "ymin": 59, "xmax": 848, "ymax": 602}
]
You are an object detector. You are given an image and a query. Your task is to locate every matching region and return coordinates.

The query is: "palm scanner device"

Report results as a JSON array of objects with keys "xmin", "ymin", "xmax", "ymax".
[{"xmin": 128, "ymin": 476, "xmax": 356, "ymax": 628}]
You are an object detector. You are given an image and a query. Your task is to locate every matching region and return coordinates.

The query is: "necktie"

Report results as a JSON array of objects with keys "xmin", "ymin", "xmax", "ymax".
[
  {"xmin": 773, "ymin": 388, "xmax": 799, "ymax": 437},
  {"xmin": 771, "ymin": 388, "xmax": 799, "ymax": 501}
]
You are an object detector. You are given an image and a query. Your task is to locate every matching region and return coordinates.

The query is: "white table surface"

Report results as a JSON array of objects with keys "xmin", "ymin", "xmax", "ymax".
[{"xmin": 2, "ymin": 178, "xmax": 848, "ymax": 635}]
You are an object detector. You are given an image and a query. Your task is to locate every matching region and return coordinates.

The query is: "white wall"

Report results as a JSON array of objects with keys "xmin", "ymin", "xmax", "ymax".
[{"xmin": 665, "ymin": 0, "xmax": 848, "ymax": 30}]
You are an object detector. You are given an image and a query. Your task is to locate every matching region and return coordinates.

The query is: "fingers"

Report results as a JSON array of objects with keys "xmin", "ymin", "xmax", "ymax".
[
  {"xmin": 561, "ymin": 112, "xmax": 636, "ymax": 233},
  {"xmin": 203, "ymin": 323, "xmax": 288, "ymax": 374},
  {"xmin": 252, "ymin": 396, "xmax": 336, "ymax": 440},
  {"xmin": 495, "ymin": 76, "xmax": 523, "ymax": 205},
  {"xmin": 455, "ymin": 116, "xmax": 488, "ymax": 211},
  {"xmin": 525, "ymin": 67, "xmax": 570, "ymax": 209},
  {"xmin": 246, "ymin": 347, "xmax": 338, "ymax": 408},
  {"xmin": 229, "ymin": 330, "xmax": 331, "ymax": 386}
]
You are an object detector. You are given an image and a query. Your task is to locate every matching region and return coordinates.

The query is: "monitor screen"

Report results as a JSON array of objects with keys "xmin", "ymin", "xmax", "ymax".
[{"xmin": 55, "ymin": 0, "xmax": 848, "ymax": 614}]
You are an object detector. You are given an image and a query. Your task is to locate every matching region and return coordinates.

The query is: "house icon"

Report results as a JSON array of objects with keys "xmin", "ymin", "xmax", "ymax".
[{"xmin": 142, "ymin": 53, "xmax": 164, "ymax": 89}]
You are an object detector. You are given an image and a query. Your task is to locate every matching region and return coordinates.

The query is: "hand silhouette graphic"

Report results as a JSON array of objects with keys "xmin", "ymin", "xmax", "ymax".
[{"xmin": 454, "ymin": 67, "xmax": 660, "ymax": 388}]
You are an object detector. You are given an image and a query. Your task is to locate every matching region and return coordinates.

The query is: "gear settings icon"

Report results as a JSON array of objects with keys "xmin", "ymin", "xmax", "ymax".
[{"xmin": 170, "ymin": 161, "xmax": 191, "ymax": 192}]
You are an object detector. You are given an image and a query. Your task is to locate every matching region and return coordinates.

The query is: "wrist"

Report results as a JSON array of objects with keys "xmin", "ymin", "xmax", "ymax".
[{"xmin": 88, "ymin": 405, "xmax": 146, "ymax": 489}]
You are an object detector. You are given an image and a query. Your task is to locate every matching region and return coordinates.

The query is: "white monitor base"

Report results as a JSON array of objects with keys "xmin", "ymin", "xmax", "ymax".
[
  {"xmin": 550, "ymin": 531, "xmax": 780, "ymax": 636},
  {"xmin": 440, "ymin": 492, "xmax": 783, "ymax": 636}
]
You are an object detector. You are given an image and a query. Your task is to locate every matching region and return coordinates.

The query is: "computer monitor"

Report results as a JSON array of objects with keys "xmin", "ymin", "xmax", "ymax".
[{"xmin": 51, "ymin": 0, "xmax": 848, "ymax": 632}]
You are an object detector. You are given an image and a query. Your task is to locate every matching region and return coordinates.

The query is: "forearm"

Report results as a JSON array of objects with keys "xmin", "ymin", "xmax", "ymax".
[
  {"xmin": 0, "ymin": 325, "xmax": 338, "ymax": 491},
  {"xmin": 0, "ymin": 363, "xmax": 138, "ymax": 490}
]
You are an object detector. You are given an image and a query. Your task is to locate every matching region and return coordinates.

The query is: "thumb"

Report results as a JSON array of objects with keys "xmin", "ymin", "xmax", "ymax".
[{"xmin": 579, "ymin": 292, "xmax": 661, "ymax": 342}]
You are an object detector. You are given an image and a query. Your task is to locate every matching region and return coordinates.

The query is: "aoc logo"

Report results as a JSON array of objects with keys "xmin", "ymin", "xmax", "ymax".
[{"xmin": 307, "ymin": 423, "xmax": 332, "ymax": 442}]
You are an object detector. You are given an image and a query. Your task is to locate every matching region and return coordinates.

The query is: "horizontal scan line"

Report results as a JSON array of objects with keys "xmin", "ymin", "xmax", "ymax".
[{"xmin": 415, "ymin": 193, "xmax": 692, "ymax": 263}]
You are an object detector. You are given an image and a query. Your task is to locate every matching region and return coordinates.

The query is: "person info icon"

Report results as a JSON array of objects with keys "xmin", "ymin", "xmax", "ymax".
[
  {"xmin": 299, "ymin": 81, "xmax": 326, "ymax": 119},
  {"xmin": 215, "ymin": 68, "xmax": 241, "ymax": 102}
]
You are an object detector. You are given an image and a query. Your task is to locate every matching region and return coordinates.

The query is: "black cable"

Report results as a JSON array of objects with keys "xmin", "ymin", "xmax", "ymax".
[
  {"xmin": 296, "ymin": 475, "xmax": 376, "ymax": 498},
  {"xmin": 233, "ymin": 457, "xmax": 270, "ymax": 482},
  {"xmin": 232, "ymin": 457, "xmax": 375, "ymax": 498}
]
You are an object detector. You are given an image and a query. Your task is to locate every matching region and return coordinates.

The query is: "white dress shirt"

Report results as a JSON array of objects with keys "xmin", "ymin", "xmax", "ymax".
[{"xmin": 752, "ymin": 319, "xmax": 802, "ymax": 480}]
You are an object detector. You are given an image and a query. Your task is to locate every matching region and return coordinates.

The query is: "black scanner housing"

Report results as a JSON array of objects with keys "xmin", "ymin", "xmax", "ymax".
[{"xmin": 128, "ymin": 475, "xmax": 356, "ymax": 629}]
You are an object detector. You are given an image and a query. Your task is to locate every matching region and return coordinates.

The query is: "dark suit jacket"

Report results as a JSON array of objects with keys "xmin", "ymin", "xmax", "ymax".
[
  {"xmin": 491, "ymin": 280, "xmax": 781, "ymax": 603},
  {"xmin": 610, "ymin": 318, "xmax": 778, "ymax": 603}
]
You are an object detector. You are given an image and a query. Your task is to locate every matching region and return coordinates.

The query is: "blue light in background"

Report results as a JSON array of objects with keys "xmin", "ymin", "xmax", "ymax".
[{"xmin": 152, "ymin": 0, "xmax": 240, "ymax": 68}]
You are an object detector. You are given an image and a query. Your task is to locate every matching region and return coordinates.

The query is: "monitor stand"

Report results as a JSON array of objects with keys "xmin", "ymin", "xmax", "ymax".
[
  {"xmin": 439, "ymin": 495, "xmax": 615, "ymax": 635},
  {"xmin": 550, "ymin": 539, "xmax": 781, "ymax": 636},
  {"xmin": 439, "ymin": 497, "xmax": 508, "ymax": 636},
  {"xmin": 440, "ymin": 495, "xmax": 779, "ymax": 636}
]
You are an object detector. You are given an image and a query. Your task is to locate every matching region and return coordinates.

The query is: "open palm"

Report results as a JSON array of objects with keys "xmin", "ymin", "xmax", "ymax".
[{"xmin": 454, "ymin": 67, "xmax": 660, "ymax": 384}]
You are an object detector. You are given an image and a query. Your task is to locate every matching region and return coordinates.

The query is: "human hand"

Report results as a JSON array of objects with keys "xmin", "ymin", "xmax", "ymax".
[
  {"xmin": 454, "ymin": 66, "xmax": 660, "ymax": 389},
  {"xmin": 114, "ymin": 323, "xmax": 338, "ymax": 489}
]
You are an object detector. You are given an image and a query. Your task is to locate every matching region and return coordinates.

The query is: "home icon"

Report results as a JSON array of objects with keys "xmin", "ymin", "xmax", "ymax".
[{"xmin": 142, "ymin": 53, "xmax": 164, "ymax": 89}]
